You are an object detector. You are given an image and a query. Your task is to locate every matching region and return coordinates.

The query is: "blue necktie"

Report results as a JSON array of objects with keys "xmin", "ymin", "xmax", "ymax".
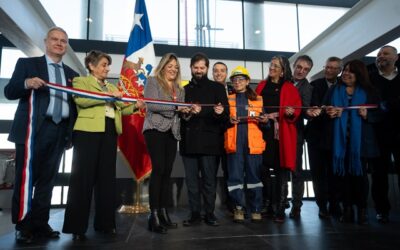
[{"xmin": 51, "ymin": 63, "xmax": 63, "ymax": 124}]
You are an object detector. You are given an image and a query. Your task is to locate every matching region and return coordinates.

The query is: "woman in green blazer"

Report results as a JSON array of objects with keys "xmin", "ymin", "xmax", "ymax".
[{"xmin": 62, "ymin": 50, "xmax": 143, "ymax": 241}]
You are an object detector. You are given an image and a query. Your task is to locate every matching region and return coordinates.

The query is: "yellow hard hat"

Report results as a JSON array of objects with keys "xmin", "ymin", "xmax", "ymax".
[{"xmin": 230, "ymin": 66, "xmax": 250, "ymax": 80}]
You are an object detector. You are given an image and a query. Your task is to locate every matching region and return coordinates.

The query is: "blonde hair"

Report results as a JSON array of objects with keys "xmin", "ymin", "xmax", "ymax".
[{"xmin": 153, "ymin": 53, "xmax": 182, "ymax": 97}]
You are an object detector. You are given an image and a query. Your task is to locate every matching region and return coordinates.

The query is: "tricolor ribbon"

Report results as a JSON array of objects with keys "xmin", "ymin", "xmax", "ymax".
[
  {"xmin": 18, "ymin": 91, "xmax": 35, "ymax": 221},
  {"xmin": 47, "ymin": 82, "xmax": 378, "ymax": 110}
]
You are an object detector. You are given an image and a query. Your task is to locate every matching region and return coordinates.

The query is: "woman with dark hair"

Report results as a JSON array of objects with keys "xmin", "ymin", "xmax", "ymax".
[
  {"xmin": 225, "ymin": 66, "xmax": 269, "ymax": 223},
  {"xmin": 143, "ymin": 53, "xmax": 199, "ymax": 234},
  {"xmin": 255, "ymin": 55, "xmax": 302, "ymax": 223},
  {"xmin": 324, "ymin": 59, "xmax": 380, "ymax": 224},
  {"xmin": 62, "ymin": 50, "xmax": 144, "ymax": 240}
]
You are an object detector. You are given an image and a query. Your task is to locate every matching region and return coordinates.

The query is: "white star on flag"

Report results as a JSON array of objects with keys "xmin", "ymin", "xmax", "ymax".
[
  {"xmin": 137, "ymin": 78, "xmax": 145, "ymax": 86},
  {"xmin": 133, "ymin": 13, "xmax": 144, "ymax": 30}
]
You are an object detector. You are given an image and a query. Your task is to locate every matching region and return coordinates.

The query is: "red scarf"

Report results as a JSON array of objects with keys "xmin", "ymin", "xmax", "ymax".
[{"xmin": 255, "ymin": 80, "xmax": 302, "ymax": 171}]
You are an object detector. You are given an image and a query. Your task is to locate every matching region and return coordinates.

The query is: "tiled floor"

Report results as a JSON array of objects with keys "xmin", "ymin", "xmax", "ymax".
[{"xmin": 0, "ymin": 201, "xmax": 399, "ymax": 250}]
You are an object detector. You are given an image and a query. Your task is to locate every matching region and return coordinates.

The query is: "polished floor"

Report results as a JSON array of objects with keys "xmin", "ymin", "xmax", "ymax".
[{"xmin": 0, "ymin": 201, "xmax": 399, "ymax": 250}]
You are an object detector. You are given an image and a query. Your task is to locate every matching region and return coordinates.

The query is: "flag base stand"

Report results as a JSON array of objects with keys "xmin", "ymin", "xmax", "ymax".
[{"xmin": 118, "ymin": 180, "xmax": 149, "ymax": 214}]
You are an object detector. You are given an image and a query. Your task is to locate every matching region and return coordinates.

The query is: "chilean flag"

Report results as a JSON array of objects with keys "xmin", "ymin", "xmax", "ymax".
[{"xmin": 118, "ymin": 0, "xmax": 155, "ymax": 181}]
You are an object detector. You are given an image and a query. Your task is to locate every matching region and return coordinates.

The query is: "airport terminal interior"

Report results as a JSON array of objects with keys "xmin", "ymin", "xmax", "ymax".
[{"xmin": 0, "ymin": 0, "xmax": 400, "ymax": 249}]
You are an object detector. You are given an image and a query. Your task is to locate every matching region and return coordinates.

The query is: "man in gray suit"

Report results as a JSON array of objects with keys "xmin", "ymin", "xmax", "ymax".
[{"xmin": 288, "ymin": 55, "xmax": 314, "ymax": 219}]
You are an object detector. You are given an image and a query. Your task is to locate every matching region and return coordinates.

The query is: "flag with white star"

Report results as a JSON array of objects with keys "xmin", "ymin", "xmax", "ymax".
[{"xmin": 118, "ymin": 0, "xmax": 154, "ymax": 181}]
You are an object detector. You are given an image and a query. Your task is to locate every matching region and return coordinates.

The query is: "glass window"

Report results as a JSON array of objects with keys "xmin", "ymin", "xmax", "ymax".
[
  {"xmin": 179, "ymin": 0, "xmax": 243, "ymax": 48},
  {"xmin": 298, "ymin": 4, "xmax": 348, "ymax": 49},
  {"xmin": 263, "ymin": 2, "xmax": 298, "ymax": 52},
  {"xmin": 39, "ymin": 0, "xmax": 88, "ymax": 39},
  {"xmin": 0, "ymin": 48, "xmax": 27, "ymax": 79},
  {"xmin": 0, "ymin": 134, "xmax": 14, "ymax": 149},
  {"xmin": 99, "ymin": 0, "xmax": 178, "ymax": 44}
]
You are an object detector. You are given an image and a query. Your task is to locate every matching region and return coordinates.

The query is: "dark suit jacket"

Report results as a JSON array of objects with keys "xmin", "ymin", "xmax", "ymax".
[
  {"xmin": 180, "ymin": 77, "xmax": 229, "ymax": 155},
  {"xmin": 4, "ymin": 55, "xmax": 79, "ymax": 146},
  {"xmin": 305, "ymin": 78, "xmax": 342, "ymax": 148}
]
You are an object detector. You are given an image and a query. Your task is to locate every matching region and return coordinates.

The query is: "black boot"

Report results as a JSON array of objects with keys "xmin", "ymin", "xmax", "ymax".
[
  {"xmin": 158, "ymin": 208, "xmax": 178, "ymax": 229},
  {"xmin": 340, "ymin": 206, "xmax": 354, "ymax": 223},
  {"xmin": 357, "ymin": 207, "xmax": 368, "ymax": 225},
  {"xmin": 148, "ymin": 210, "xmax": 167, "ymax": 234}
]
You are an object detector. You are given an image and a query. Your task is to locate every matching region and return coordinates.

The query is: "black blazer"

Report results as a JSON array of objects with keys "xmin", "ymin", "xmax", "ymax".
[{"xmin": 4, "ymin": 55, "xmax": 79, "ymax": 145}]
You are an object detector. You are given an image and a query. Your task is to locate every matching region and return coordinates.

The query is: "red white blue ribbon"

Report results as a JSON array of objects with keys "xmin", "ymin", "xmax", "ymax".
[
  {"xmin": 47, "ymin": 82, "xmax": 192, "ymax": 107},
  {"xmin": 47, "ymin": 82, "xmax": 378, "ymax": 109},
  {"xmin": 18, "ymin": 91, "xmax": 35, "ymax": 221}
]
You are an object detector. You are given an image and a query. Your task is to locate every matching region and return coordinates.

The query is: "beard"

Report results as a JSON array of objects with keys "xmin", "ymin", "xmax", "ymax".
[
  {"xmin": 376, "ymin": 59, "xmax": 391, "ymax": 69},
  {"xmin": 192, "ymin": 72, "xmax": 208, "ymax": 81}
]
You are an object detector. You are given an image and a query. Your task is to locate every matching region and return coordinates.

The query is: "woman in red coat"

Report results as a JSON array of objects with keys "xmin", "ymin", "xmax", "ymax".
[{"xmin": 255, "ymin": 55, "xmax": 302, "ymax": 223}]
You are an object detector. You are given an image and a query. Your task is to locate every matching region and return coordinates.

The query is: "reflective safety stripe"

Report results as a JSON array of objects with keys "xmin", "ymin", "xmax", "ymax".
[
  {"xmin": 228, "ymin": 184, "xmax": 244, "ymax": 192},
  {"xmin": 247, "ymin": 182, "xmax": 263, "ymax": 189}
]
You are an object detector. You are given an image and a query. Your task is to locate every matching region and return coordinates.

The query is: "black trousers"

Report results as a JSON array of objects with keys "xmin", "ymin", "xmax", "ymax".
[
  {"xmin": 12, "ymin": 118, "xmax": 68, "ymax": 230},
  {"xmin": 143, "ymin": 129, "xmax": 177, "ymax": 210},
  {"xmin": 291, "ymin": 132, "xmax": 305, "ymax": 209},
  {"xmin": 341, "ymin": 158, "xmax": 369, "ymax": 209},
  {"xmin": 182, "ymin": 154, "xmax": 219, "ymax": 214},
  {"xmin": 308, "ymin": 144, "xmax": 339, "ymax": 210},
  {"xmin": 370, "ymin": 144, "xmax": 400, "ymax": 215},
  {"xmin": 63, "ymin": 118, "xmax": 117, "ymax": 234}
]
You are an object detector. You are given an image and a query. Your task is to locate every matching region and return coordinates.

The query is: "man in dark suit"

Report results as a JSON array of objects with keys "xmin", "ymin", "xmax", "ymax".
[
  {"xmin": 287, "ymin": 55, "xmax": 313, "ymax": 219},
  {"xmin": 4, "ymin": 27, "xmax": 79, "ymax": 243},
  {"xmin": 306, "ymin": 56, "xmax": 343, "ymax": 218},
  {"xmin": 180, "ymin": 53, "xmax": 229, "ymax": 227}
]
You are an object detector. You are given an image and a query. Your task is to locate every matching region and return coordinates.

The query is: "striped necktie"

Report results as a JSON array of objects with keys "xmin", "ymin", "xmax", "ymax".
[{"xmin": 51, "ymin": 63, "xmax": 63, "ymax": 124}]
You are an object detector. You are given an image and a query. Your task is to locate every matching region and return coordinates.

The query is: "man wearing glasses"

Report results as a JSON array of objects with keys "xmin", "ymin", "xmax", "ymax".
[{"xmin": 306, "ymin": 56, "xmax": 343, "ymax": 219}]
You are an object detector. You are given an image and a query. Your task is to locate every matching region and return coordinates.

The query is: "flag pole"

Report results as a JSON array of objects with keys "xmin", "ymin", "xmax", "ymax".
[{"xmin": 118, "ymin": 179, "xmax": 149, "ymax": 214}]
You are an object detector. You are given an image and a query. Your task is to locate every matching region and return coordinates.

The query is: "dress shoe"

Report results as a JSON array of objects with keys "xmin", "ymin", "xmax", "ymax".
[
  {"xmin": 289, "ymin": 207, "xmax": 301, "ymax": 219},
  {"xmin": 72, "ymin": 234, "xmax": 86, "ymax": 241},
  {"xmin": 376, "ymin": 213, "xmax": 389, "ymax": 224},
  {"xmin": 15, "ymin": 230, "xmax": 34, "ymax": 244},
  {"xmin": 318, "ymin": 208, "xmax": 331, "ymax": 219},
  {"xmin": 183, "ymin": 212, "xmax": 202, "ymax": 227},
  {"xmin": 35, "ymin": 224, "xmax": 60, "ymax": 238},
  {"xmin": 204, "ymin": 213, "xmax": 219, "ymax": 226}
]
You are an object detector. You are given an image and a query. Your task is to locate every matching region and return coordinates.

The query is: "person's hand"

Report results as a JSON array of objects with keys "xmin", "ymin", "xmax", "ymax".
[
  {"xmin": 306, "ymin": 106, "xmax": 322, "ymax": 117},
  {"xmin": 110, "ymin": 90, "xmax": 123, "ymax": 98},
  {"xmin": 326, "ymin": 106, "xmax": 342, "ymax": 118},
  {"xmin": 359, "ymin": 107, "xmax": 367, "ymax": 120},
  {"xmin": 135, "ymin": 100, "xmax": 146, "ymax": 109},
  {"xmin": 336, "ymin": 107, "xmax": 343, "ymax": 117},
  {"xmin": 230, "ymin": 116, "xmax": 240, "ymax": 124},
  {"xmin": 26, "ymin": 77, "xmax": 46, "ymax": 89},
  {"xmin": 256, "ymin": 113, "xmax": 269, "ymax": 123},
  {"xmin": 177, "ymin": 106, "xmax": 191, "ymax": 113},
  {"xmin": 214, "ymin": 103, "xmax": 224, "ymax": 115},
  {"xmin": 190, "ymin": 104, "xmax": 202, "ymax": 114},
  {"xmin": 285, "ymin": 106, "xmax": 295, "ymax": 117}
]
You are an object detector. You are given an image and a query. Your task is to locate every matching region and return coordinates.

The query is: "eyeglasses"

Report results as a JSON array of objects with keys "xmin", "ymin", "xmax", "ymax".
[
  {"xmin": 269, "ymin": 63, "xmax": 282, "ymax": 69},
  {"xmin": 231, "ymin": 76, "xmax": 247, "ymax": 83},
  {"xmin": 324, "ymin": 66, "xmax": 340, "ymax": 70}
]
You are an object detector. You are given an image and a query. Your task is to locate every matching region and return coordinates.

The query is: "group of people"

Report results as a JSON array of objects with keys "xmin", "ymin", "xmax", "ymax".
[{"xmin": 4, "ymin": 26, "xmax": 399, "ymax": 243}]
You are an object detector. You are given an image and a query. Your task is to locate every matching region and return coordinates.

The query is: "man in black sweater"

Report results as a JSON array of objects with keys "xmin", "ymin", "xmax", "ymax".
[{"xmin": 369, "ymin": 45, "xmax": 400, "ymax": 223}]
